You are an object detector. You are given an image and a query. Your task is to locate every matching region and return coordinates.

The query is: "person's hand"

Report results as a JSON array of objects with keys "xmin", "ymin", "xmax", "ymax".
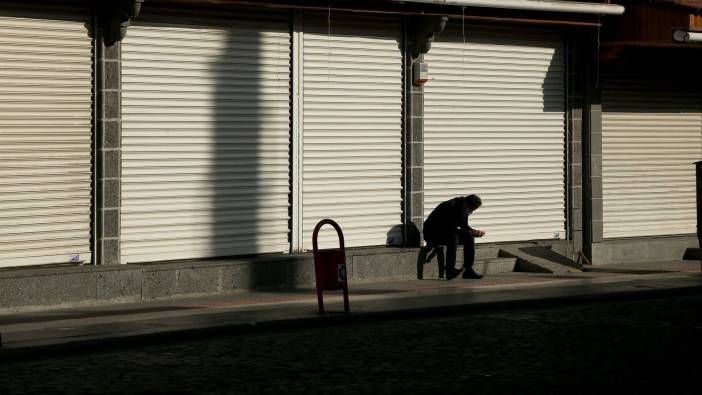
[{"xmin": 470, "ymin": 229, "xmax": 485, "ymax": 238}]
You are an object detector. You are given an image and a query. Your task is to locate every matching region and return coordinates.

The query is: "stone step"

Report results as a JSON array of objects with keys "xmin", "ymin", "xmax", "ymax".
[
  {"xmin": 476, "ymin": 246, "xmax": 501, "ymax": 260},
  {"xmin": 475, "ymin": 257, "xmax": 518, "ymax": 275},
  {"xmin": 500, "ymin": 245, "xmax": 581, "ymax": 273},
  {"xmin": 419, "ymin": 255, "xmax": 517, "ymax": 279}
]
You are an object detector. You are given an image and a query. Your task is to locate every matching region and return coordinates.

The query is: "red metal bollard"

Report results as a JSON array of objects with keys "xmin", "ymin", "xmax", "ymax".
[{"xmin": 312, "ymin": 219, "xmax": 350, "ymax": 314}]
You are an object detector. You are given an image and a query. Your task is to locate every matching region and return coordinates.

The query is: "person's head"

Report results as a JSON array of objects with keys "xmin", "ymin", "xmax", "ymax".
[{"xmin": 463, "ymin": 194, "xmax": 482, "ymax": 212}]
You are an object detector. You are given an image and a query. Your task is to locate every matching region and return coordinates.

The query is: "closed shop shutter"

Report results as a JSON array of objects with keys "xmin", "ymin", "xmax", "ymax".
[
  {"xmin": 302, "ymin": 14, "xmax": 403, "ymax": 249},
  {"xmin": 602, "ymin": 71, "xmax": 702, "ymax": 238},
  {"xmin": 0, "ymin": 12, "xmax": 93, "ymax": 268},
  {"xmin": 424, "ymin": 25, "xmax": 566, "ymax": 243},
  {"xmin": 121, "ymin": 15, "xmax": 291, "ymax": 263}
]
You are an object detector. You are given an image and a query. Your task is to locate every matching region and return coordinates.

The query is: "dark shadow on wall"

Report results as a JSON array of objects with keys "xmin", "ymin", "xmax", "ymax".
[
  {"xmin": 597, "ymin": 51, "xmax": 702, "ymax": 239},
  {"xmin": 209, "ymin": 12, "xmax": 298, "ymax": 288},
  {"xmin": 601, "ymin": 50, "xmax": 702, "ymax": 114}
]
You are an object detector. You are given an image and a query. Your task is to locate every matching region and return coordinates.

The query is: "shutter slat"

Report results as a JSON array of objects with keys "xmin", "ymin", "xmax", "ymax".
[
  {"xmin": 424, "ymin": 25, "xmax": 566, "ymax": 243},
  {"xmin": 602, "ymin": 71, "xmax": 702, "ymax": 238},
  {"xmin": 302, "ymin": 14, "xmax": 403, "ymax": 249},
  {"xmin": 121, "ymin": 17, "xmax": 292, "ymax": 262},
  {"xmin": 0, "ymin": 13, "xmax": 92, "ymax": 268}
]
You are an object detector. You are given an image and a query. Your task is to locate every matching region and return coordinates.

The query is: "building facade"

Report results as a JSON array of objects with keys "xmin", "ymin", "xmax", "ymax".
[
  {"xmin": 0, "ymin": 0, "xmax": 697, "ymax": 281},
  {"xmin": 596, "ymin": 0, "xmax": 702, "ymax": 263}
]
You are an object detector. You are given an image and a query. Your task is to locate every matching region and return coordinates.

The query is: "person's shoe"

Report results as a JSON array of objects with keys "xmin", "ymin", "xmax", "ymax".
[
  {"xmin": 462, "ymin": 269, "xmax": 483, "ymax": 279},
  {"xmin": 445, "ymin": 267, "xmax": 464, "ymax": 280}
]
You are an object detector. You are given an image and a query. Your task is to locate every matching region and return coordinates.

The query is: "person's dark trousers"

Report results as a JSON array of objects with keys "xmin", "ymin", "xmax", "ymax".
[{"xmin": 425, "ymin": 230, "xmax": 475, "ymax": 271}]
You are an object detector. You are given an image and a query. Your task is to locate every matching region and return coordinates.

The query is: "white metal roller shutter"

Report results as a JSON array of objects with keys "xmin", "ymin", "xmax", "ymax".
[
  {"xmin": 121, "ymin": 16, "xmax": 291, "ymax": 263},
  {"xmin": 424, "ymin": 25, "xmax": 566, "ymax": 243},
  {"xmin": 0, "ymin": 13, "xmax": 93, "ymax": 268},
  {"xmin": 602, "ymin": 72, "xmax": 702, "ymax": 238},
  {"xmin": 302, "ymin": 14, "xmax": 403, "ymax": 249}
]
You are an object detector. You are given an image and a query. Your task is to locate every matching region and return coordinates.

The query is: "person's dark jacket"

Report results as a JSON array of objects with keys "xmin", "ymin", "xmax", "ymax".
[{"xmin": 423, "ymin": 196, "xmax": 473, "ymax": 237}]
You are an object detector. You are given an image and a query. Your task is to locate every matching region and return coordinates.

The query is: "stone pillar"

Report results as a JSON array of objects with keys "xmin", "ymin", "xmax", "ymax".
[
  {"xmin": 566, "ymin": 32, "xmax": 585, "ymax": 261},
  {"xmin": 403, "ymin": 19, "xmax": 424, "ymax": 247},
  {"xmin": 581, "ymin": 31, "xmax": 603, "ymax": 261},
  {"xmin": 96, "ymin": 40, "xmax": 122, "ymax": 264}
]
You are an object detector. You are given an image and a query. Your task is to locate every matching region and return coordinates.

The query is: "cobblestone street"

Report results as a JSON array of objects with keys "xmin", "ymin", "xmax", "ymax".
[{"xmin": 1, "ymin": 292, "xmax": 701, "ymax": 394}]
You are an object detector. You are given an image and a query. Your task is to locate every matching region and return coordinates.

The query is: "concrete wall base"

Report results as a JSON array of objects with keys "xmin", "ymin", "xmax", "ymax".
[
  {"xmin": 590, "ymin": 235, "xmax": 698, "ymax": 265},
  {"xmin": 0, "ymin": 241, "xmax": 569, "ymax": 312}
]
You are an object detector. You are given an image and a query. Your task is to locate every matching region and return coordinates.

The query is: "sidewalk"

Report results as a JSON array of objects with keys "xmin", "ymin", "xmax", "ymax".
[{"xmin": 0, "ymin": 260, "xmax": 700, "ymax": 359}]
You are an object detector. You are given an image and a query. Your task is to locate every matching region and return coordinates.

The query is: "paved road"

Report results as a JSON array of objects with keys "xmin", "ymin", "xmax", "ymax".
[{"xmin": 1, "ymin": 292, "xmax": 701, "ymax": 394}]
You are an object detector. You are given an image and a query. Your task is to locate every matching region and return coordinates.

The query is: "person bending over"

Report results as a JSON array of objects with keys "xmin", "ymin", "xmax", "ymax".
[{"xmin": 423, "ymin": 195, "xmax": 485, "ymax": 280}]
